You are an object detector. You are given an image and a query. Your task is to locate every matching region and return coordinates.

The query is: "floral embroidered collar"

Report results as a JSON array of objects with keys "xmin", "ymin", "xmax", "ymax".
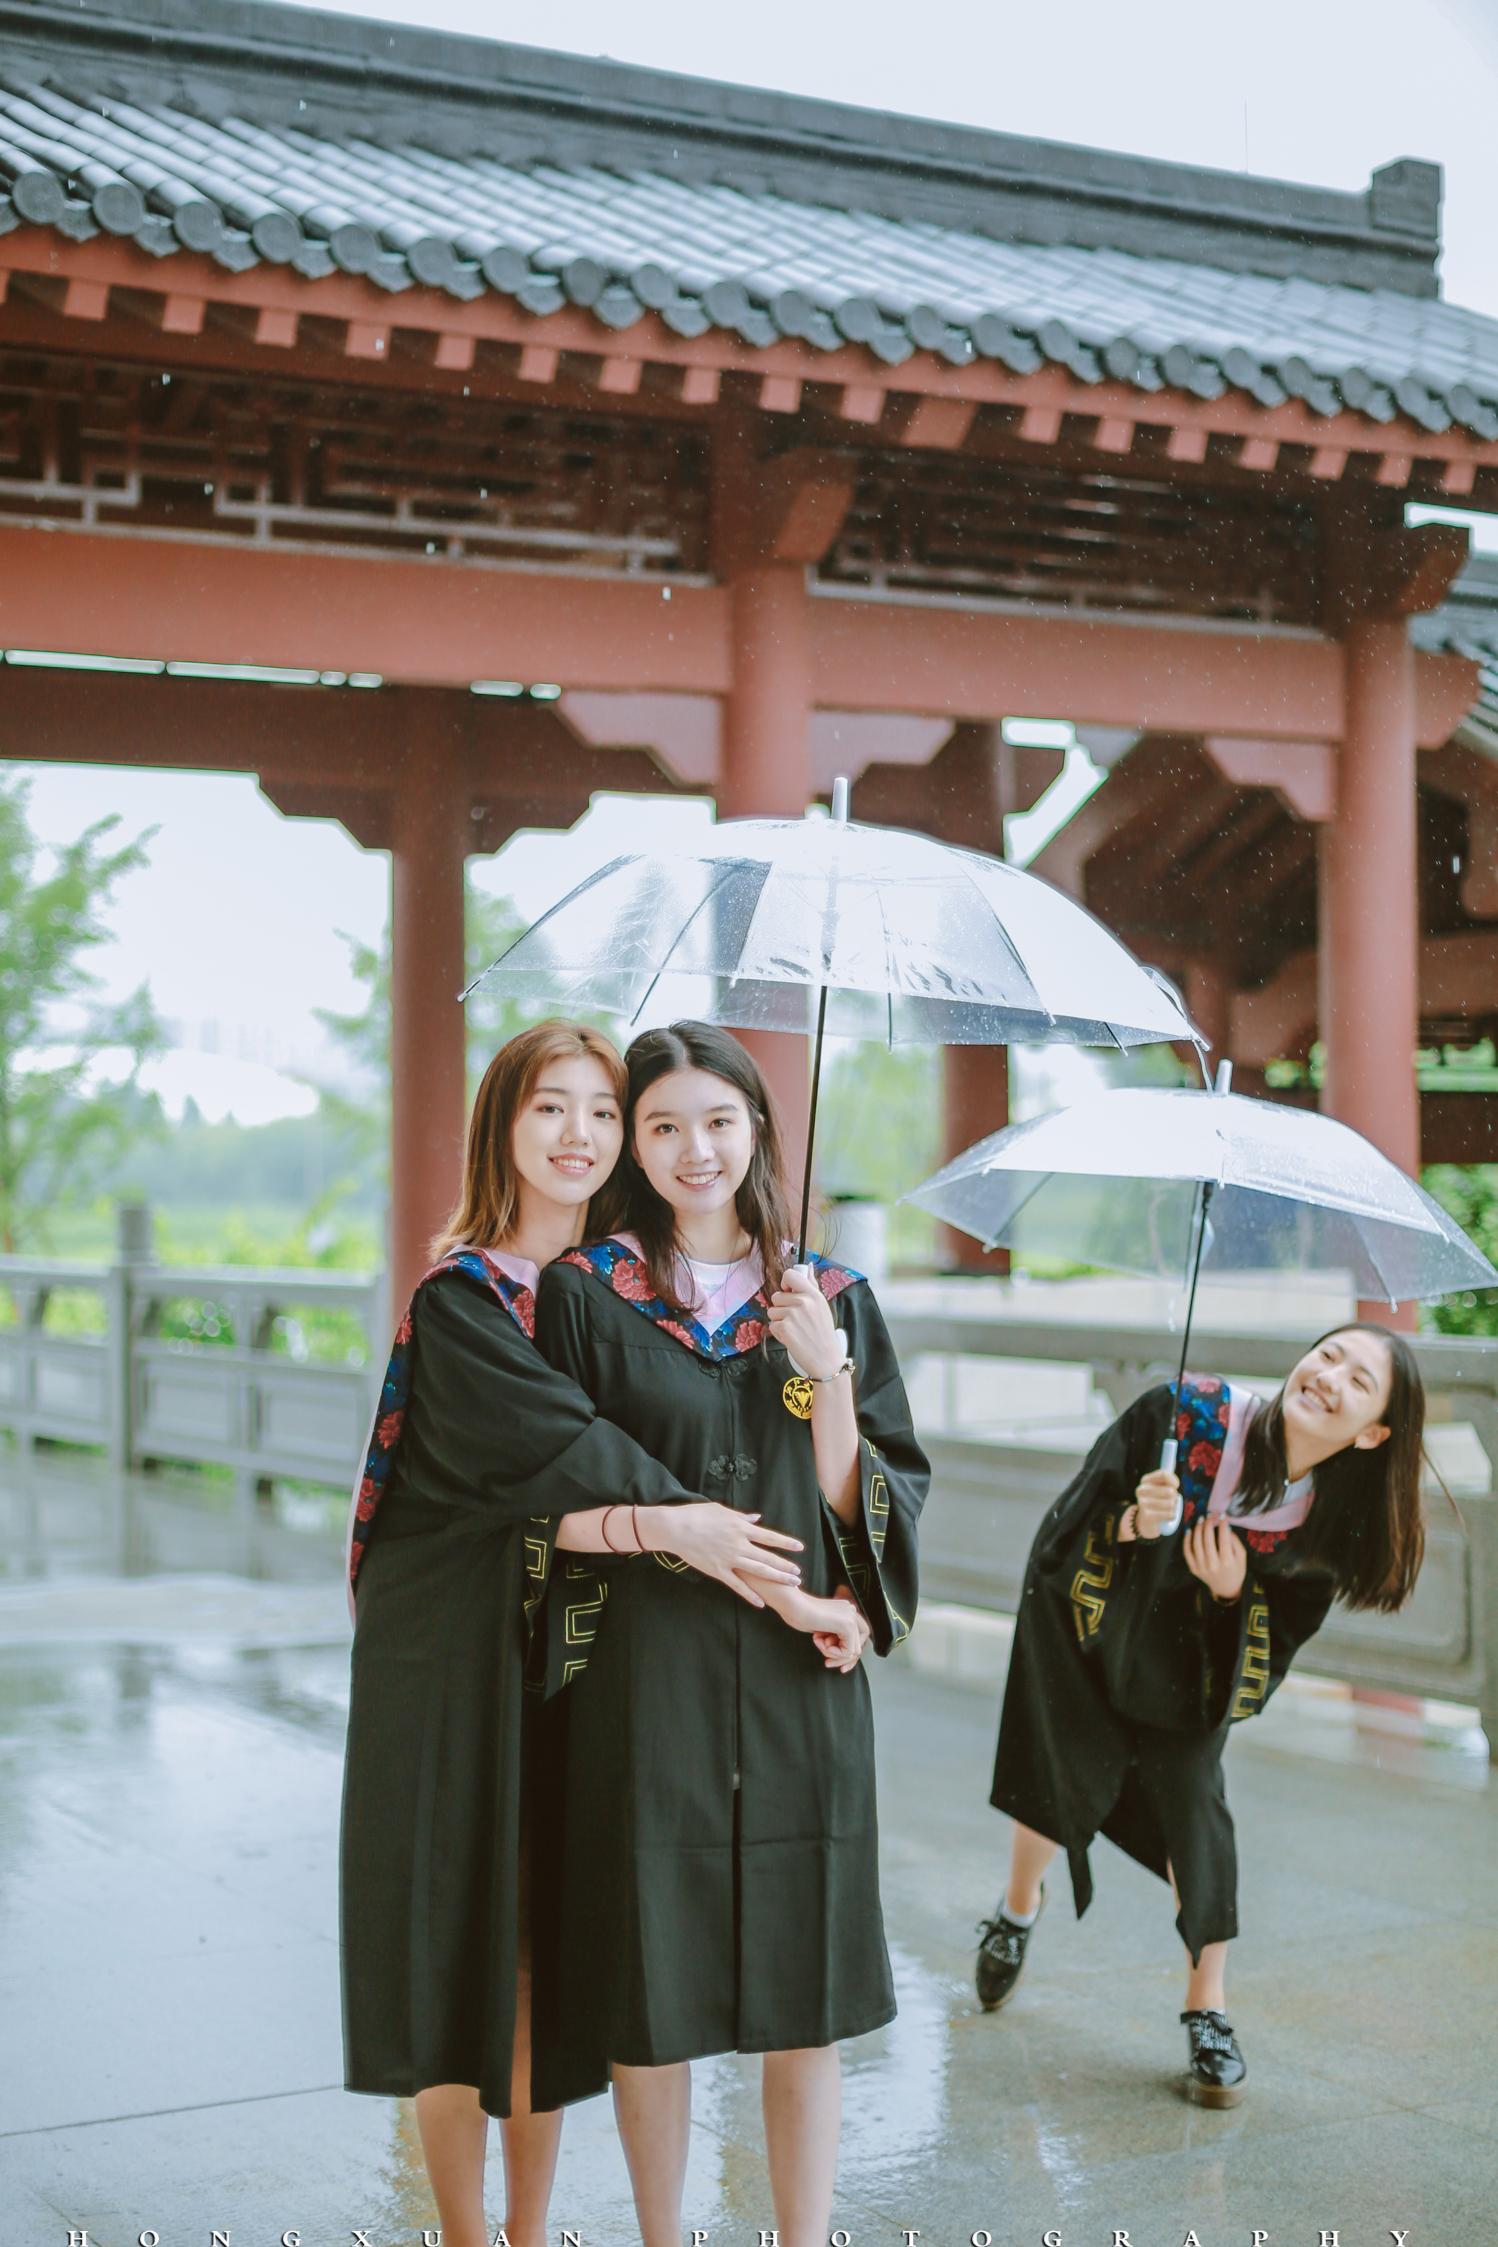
[
  {"xmin": 1174, "ymin": 1372, "xmax": 1298, "ymax": 1556},
  {"xmin": 346, "ymin": 1248, "xmax": 534, "ymax": 1600},
  {"xmin": 562, "ymin": 1235, "xmax": 857, "ymax": 1362}
]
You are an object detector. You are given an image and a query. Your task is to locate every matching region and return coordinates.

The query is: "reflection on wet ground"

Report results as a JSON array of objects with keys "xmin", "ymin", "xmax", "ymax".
[{"xmin": 1, "ymin": 1454, "xmax": 1496, "ymax": 2244}]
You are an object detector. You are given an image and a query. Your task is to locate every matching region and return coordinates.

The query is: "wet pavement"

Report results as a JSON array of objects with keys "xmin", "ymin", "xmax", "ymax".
[{"xmin": 0, "ymin": 1549, "xmax": 1495, "ymax": 2246}]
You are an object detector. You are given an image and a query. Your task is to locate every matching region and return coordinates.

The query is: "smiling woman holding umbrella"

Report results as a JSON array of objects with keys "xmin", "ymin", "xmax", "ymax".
[
  {"xmin": 531, "ymin": 1020, "xmax": 928, "ymax": 2247},
  {"xmin": 971, "ymin": 1323, "xmax": 1425, "ymax": 2105},
  {"xmin": 904, "ymin": 1074, "xmax": 1497, "ymax": 2109}
]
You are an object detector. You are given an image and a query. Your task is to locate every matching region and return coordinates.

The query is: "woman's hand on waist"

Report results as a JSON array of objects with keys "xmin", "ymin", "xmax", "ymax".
[
  {"xmin": 1121, "ymin": 1469, "xmax": 1180, "ymax": 1541},
  {"xmin": 639, "ymin": 1502, "xmax": 802, "ymax": 1605}
]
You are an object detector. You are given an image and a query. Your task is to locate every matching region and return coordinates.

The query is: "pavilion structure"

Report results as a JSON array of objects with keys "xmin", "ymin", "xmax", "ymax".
[{"xmin": 0, "ymin": 0, "xmax": 1493, "ymax": 1312}]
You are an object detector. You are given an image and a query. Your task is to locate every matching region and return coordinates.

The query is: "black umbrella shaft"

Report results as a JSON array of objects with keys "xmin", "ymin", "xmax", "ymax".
[
  {"xmin": 1169, "ymin": 1178, "xmax": 1216, "ymax": 1439},
  {"xmin": 797, "ymin": 984, "xmax": 830, "ymax": 1264}
]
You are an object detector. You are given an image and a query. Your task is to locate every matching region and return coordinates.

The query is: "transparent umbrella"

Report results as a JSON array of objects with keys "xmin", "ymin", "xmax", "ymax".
[
  {"xmin": 467, "ymin": 779, "xmax": 1199, "ymax": 1254},
  {"xmin": 903, "ymin": 1063, "xmax": 1498, "ymax": 1517}
]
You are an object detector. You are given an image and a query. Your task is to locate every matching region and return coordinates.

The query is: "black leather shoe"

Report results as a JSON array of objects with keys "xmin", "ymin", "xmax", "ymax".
[
  {"xmin": 975, "ymin": 1887, "xmax": 1044, "ymax": 2012},
  {"xmin": 1181, "ymin": 2008, "xmax": 1247, "ymax": 2106}
]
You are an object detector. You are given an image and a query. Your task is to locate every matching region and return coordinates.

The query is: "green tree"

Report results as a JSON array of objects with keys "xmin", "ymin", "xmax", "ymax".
[
  {"xmin": 1422, "ymin": 1165, "xmax": 1498, "ymax": 1337},
  {"xmin": 310, "ymin": 879, "xmax": 615, "ymax": 1180},
  {"xmin": 0, "ymin": 776, "xmax": 163, "ymax": 1250}
]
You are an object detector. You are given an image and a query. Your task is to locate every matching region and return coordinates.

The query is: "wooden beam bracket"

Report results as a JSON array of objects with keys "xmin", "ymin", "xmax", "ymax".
[
  {"xmin": 759, "ymin": 373, "xmax": 802, "ymax": 414},
  {"xmin": 517, "ymin": 342, "xmax": 559, "ymax": 384},
  {"xmin": 1093, "ymin": 415, "xmax": 1135, "ymax": 455},
  {"xmin": 345, "ymin": 320, "xmax": 391, "ymax": 361},
  {"xmin": 597, "ymin": 356, "xmax": 642, "ymax": 395},
  {"xmin": 1018, "ymin": 404, "xmax": 1063, "ymax": 445},
  {"xmin": 1165, "ymin": 425, "xmax": 1208, "ymax": 463},
  {"xmin": 899, "ymin": 396, "xmax": 978, "ymax": 450},
  {"xmin": 838, "ymin": 384, "xmax": 885, "ymax": 425}
]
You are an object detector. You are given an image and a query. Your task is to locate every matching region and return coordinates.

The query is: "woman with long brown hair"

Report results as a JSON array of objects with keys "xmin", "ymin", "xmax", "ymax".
[
  {"xmin": 974, "ymin": 1326, "xmax": 1427, "ymax": 2106},
  {"xmin": 340, "ymin": 1021, "xmax": 805, "ymax": 2247},
  {"xmin": 532, "ymin": 1020, "xmax": 929, "ymax": 2247}
]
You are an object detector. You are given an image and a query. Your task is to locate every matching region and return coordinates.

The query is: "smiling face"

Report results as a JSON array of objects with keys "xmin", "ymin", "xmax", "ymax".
[
  {"xmin": 509, "ymin": 1052, "xmax": 623, "ymax": 1214},
  {"xmin": 631, "ymin": 1066, "xmax": 756, "ymax": 1227},
  {"xmin": 1281, "ymin": 1328, "xmax": 1395, "ymax": 1473}
]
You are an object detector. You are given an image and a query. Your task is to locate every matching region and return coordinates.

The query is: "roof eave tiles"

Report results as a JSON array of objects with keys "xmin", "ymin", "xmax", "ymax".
[{"xmin": 0, "ymin": 0, "xmax": 1493, "ymax": 443}]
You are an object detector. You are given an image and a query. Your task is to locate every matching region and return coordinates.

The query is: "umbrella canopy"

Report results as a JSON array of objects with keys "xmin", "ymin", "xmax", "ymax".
[
  {"xmin": 466, "ymin": 812, "xmax": 1197, "ymax": 1051},
  {"xmin": 904, "ymin": 1084, "xmax": 1498, "ymax": 1306}
]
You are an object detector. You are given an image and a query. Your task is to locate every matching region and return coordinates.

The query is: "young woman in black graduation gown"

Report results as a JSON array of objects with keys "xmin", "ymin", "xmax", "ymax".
[
  {"xmin": 340, "ymin": 1022, "xmax": 805, "ymax": 2247},
  {"xmin": 533, "ymin": 1021, "xmax": 928, "ymax": 2247},
  {"xmin": 975, "ymin": 1324, "xmax": 1427, "ymax": 2105}
]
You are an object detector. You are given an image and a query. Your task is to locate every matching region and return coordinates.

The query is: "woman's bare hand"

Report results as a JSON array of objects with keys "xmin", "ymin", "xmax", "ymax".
[
  {"xmin": 638, "ymin": 1504, "xmax": 802, "ymax": 1606},
  {"xmin": 787, "ymin": 1586, "xmax": 868, "ymax": 1671},
  {"xmin": 1183, "ymin": 1517, "xmax": 1247, "ymax": 1603},
  {"xmin": 813, "ymin": 1582, "xmax": 872, "ymax": 1669},
  {"xmin": 767, "ymin": 1266, "xmax": 845, "ymax": 1381},
  {"xmin": 1124, "ymin": 1468, "xmax": 1181, "ymax": 1541}
]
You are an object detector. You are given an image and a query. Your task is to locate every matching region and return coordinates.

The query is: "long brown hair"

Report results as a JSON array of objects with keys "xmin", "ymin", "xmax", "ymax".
[
  {"xmin": 594, "ymin": 1021, "xmax": 793, "ymax": 1316},
  {"xmin": 431, "ymin": 1019, "xmax": 626, "ymax": 1260},
  {"xmin": 1235, "ymin": 1323, "xmax": 1426, "ymax": 1613}
]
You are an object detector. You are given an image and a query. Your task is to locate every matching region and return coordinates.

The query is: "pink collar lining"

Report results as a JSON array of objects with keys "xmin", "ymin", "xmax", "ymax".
[
  {"xmin": 473, "ymin": 1244, "xmax": 541, "ymax": 1298},
  {"xmin": 1208, "ymin": 1384, "xmax": 1315, "ymax": 1532}
]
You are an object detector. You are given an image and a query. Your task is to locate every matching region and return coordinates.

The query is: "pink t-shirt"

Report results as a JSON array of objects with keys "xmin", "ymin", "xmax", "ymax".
[{"xmin": 613, "ymin": 1232, "xmax": 765, "ymax": 1331}]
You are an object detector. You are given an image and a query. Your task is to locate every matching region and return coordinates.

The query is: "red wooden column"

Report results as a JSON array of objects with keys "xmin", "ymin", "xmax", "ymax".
[
  {"xmin": 720, "ymin": 561, "xmax": 812, "ymax": 1189},
  {"xmin": 390, "ymin": 772, "xmax": 469, "ymax": 1311},
  {"xmin": 942, "ymin": 1046, "xmax": 1010, "ymax": 1273},
  {"xmin": 1317, "ymin": 618, "xmax": 1420, "ymax": 1330}
]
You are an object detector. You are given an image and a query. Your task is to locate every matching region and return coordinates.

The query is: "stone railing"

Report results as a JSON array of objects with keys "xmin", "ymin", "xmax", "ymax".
[
  {"xmin": 0, "ymin": 1236, "xmax": 383, "ymax": 1500},
  {"xmin": 3, "ymin": 1234, "xmax": 1493, "ymax": 1745},
  {"xmin": 879, "ymin": 1281, "xmax": 1498, "ymax": 1746}
]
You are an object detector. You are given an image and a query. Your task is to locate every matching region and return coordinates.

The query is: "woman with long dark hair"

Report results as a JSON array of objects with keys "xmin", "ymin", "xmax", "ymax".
[
  {"xmin": 532, "ymin": 1020, "xmax": 929, "ymax": 2247},
  {"xmin": 341, "ymin": 1021, "xmax": 805, "ymax": 2247},
  {"xmin": 974, "ymin": 1327, "xmax": 1426, "ymax": 2105}
]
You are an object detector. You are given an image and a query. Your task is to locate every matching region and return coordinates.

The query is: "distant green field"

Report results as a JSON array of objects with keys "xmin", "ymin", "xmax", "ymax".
[{"xmin": 48, "ymin": 1204, "xmax": 382, "ymax": 1269}]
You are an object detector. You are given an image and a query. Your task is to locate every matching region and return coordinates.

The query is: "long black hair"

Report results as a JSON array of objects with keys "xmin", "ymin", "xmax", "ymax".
[
  {"xmin": 592, "ymin": 1021, "xmax": 793, "ymax": 1317},
  {"xmin": 1235, "ymin": 1323, "xmax": 1425, "ymax": 1613}
]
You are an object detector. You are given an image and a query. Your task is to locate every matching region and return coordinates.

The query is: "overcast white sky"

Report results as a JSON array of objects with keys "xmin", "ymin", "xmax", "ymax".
[{"xmin": 31, "ymin": 0, "xmax": 1498, "ymax": 1122}]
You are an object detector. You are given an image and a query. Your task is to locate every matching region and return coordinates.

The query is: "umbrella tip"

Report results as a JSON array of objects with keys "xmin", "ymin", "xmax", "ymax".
[
  {"xmin": 1214, "ymin": 1058, "xmax": 1233, "ymax": 1095},
  {"xmin": 831, "ymin": 775, "xmax": 850, "ymax": 823}
]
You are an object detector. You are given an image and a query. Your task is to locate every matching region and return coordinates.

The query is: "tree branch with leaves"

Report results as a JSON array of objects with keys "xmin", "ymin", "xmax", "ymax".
[{"xmin": 0, "ymin": 777, "xmax": 164, "ymax": 1250}]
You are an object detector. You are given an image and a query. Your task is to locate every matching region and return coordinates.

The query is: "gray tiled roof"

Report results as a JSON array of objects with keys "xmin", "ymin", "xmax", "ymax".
[
  {"xmin": 1418, "ymin": 556, "xmax": 1498, "ymax": 750},
  {"xmin": 2, "ymin": 1, "xmax": 1497, "ymax": 439}
]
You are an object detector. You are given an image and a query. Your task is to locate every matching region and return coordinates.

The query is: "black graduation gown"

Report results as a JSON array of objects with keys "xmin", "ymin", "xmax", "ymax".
[
  {"xmin": 530, "ymin": 1246, "xmax": 928, "ymax": 2104},
  {"xmin": 990, "ymin": 1381, "xmax": 1336, "ymax": 1962},
  {"xmin": 340, "ymin": 1266, "xmax": 703, "ymax": 2118}
]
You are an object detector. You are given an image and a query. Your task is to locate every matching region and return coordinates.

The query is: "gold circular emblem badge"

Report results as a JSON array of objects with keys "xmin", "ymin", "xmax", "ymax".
[{"xmin": 782, "ymin": 1375, "xmax": 815, "ymax": 1421}]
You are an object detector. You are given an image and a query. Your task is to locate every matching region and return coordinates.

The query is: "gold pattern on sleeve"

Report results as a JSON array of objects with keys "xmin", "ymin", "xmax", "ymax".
[
  {"xmin": 559, "ymin": 1558, "xmax": 609, "ymax": 1684},
  {"xmin": 521, "ymin": 1517, "xmax": 553, "ymax": 1633},
  {"xmin": 1229, "ymin": 1593, "xmax": 1272, "ymax": 1720},
  {"xmin": 1069, "ymin": 1525, "xmax": 1114, "ymax": 1642},
  {"xmin": 865, "ymin": 1438, "xmax": 890, "ymax": 1559}
]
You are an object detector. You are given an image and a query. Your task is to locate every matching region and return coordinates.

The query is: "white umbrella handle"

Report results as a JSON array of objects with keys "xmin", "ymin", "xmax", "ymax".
[{"xmin": 1157, "ymin": 1436, "xmax": 1184, "ymax": 1535}]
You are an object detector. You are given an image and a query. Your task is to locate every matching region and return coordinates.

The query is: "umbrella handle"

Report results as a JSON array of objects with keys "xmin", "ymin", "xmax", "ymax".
[{"xmin": 1157, "ymin": 1436, "xmax": 1184, "ymax": 1534}]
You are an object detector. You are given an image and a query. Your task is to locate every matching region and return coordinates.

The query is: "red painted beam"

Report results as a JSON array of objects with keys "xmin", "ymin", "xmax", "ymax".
[
  {"xmin": 811, "ymin": 597, "xmax": 1477, "ymax": 744},
  {"xmin": 0, "ymin": 525, "xmax": 729, "ymax": 694},
  {"xmin": 0, "ymin": 527, "xmax": 1476, "ymax": 741}
]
